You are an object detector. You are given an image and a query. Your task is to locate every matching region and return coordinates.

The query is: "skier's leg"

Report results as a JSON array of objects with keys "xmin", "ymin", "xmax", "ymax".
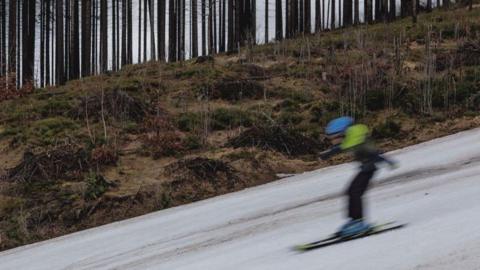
[{"xmin": 347, "ymin": 170, "xmax": 375, "ymax": 219}]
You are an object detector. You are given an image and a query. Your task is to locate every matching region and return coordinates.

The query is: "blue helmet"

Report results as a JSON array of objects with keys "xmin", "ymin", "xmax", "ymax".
[{"xmin": 326, "ymin": 117, "xmax": 354, "ymax": 135}]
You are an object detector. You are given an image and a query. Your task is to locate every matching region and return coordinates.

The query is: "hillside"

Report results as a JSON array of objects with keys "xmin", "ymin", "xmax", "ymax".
[{"xmin": 0, "ymin": 6, "xmax": 479, "ymax": 251}]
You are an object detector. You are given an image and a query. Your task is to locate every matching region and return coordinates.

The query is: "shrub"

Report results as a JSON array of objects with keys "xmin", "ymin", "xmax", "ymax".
[
  {"xmin": 30, "ymin": 117, "xmax": 79, "ymax": 145},
  {"xmin": 84, "ymin": 172, "xmax": 116, "ymax": 200},
  {"xmin": 372, "ymin": 119, "xmax": 402, "ymax": 139},
  {"xmin": 90, "ymin": 145, "xmax": 118, "ymax": 166},
  {"xmin": 211, "ymin": 108, "xmax": 252, "ymax": 130},
  {"xmin": 142, "ymin": 132, "xmax": 185, "ymax": 159},
  {"xmin": 277, "ymin": 112, "xmax": 304, "ymax": 126},
  {"xmin": 211, "ymin": 80, "xmax": 264, "ymax": 101},
  {"xmin": 227, "ymin": 125, "xmax": 325, "ymax": 156},
  {"xmin": 177, "ymin": 112, "xmax": 201, "ymax": 132},
  {"xmin": 365, "ymin": 89, "xmax": 385, "ymax": 111},
  {"xmin": 183, "ymin": 135, "xmax": 202, "ymax": 150}
]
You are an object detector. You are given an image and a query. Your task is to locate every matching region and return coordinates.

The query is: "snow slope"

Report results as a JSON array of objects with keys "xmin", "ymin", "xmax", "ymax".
[{"xmin": 1, "ymin": 128, "xmax": 480, "ymax": 270}]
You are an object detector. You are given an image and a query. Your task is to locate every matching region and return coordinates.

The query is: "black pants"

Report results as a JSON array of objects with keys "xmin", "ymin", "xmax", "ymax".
[{"xmin": 346, "ymin": 170, "xmax": 376, "ymax": 220}]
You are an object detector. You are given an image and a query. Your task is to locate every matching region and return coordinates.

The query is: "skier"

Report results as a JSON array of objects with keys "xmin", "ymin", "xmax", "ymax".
[{"xmin": 320, "ymin": 117, "xmax": 397, "ymax": 238}]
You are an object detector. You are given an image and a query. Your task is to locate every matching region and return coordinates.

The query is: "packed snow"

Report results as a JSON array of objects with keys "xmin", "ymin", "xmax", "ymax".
[{"xmin": 1, "ymin": 128, "xmax": 480, "ymax": 270}]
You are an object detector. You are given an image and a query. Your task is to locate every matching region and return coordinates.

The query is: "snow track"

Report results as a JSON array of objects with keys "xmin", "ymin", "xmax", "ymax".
[{"xmin": 1, "ymin": 128, "xmax": 480, "ymax": 270}]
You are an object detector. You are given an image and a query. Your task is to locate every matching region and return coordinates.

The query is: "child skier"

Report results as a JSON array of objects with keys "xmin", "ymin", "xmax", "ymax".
[{"xmin": 320, "ymin": 117, "xmax": 397, "ymax": 238}]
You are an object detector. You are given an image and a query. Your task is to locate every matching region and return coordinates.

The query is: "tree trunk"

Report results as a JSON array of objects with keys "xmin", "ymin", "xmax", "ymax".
[
  {"xmin": 299, "ymin": 0, "xmax": 304, "ymax": 33},
  {"xmin": 8, "ymin": 0, "xmax": 16, "ymax": 73},
  {"xmin": 191, "ymin": 0, "xmax": 198, "ymax": 56},
  {"xmin": 22, "ymin": 0, "xmax": 35, "ymax": 85},
  {"xmin": 143, "ymin": 0, "xmax": 147, "ymax": 62},
  {"xmin": 116, "ymin": 0, "xmax": 120, "ymax": 68},
  {"xmin": 305, "ymin": 0, "xmax": 311, "ymax": 33},
  {"xmin": 127, "ymin": 0, "xmax": 132, "ymax": 64},
  {"xmin": 213, "ymin": 0, "xmax": 217, "ymax": 53},
  {"xmin": 208, "ymin": 0, "xmax": 213, "ymax": 54},
  {"xmin": 158, "ymin": 0, "xmax": 166, "ymax": 60},
  {"xmin": 93, "ymin": 0, "xmax": 98, "ymax": 74},
  {"xmin": 181, "ymin": 0, "xmax": 186, "ymax": 59},
  {"xmin": 112, "ymin": 0, "xmax": 117, "ymax": 70},
  {"xmin": 46, "ymin": 0, "xmax": 51, "ymax": 84},
  {"xmin": 82, "ymin": 0, "xmax": 92, "ymax": 77},
  {"xmin": 148, "ymin": 0, "xmax": 156, "ymax": 60},
  {"xmin": 70, "ymin": 0, "xmax": 79, "ymax": 79},
  {"xmin": 169, "ymin": 0, "xmax": 177, "ymax": 61},
  {"xmin": 264, "ymin": 0, "xmax": 268, "ymax": 42},
  {"xmin": 227, "ymin": 0, "xmax": 234, "ymax": 51},
  {"xmin": 331, "ymin": 0, "xmax": 335, "ymax": 28},
  {"xmin": 56, "ymin": 0, "xmax": 65, "ymax": 84},
  {"xmin": 40, "ymin": 0, "xmax": 45, "ymax": 86},
  {"xmin": 100, "ymin": 0, "xmax": 107, "ymax": 72},
  {"xmin": 390, "ymin": 0, "xmax": 396, "ymax": 20},
  {"xmin": 15, "ymin": 0, "xmax": 20, "ymax": 86},
  {"xmin": 66, "ymin": 0, "xmax": 71, "ymax": 80},
  {"xmin": 0, "ymin": 0, "xmax": 6, "ymax": 77},
  {"xmin": 138, "ymin": 0, "xmax": 142, "ymax": 62},
  {"xmin": 220, "ymin": 0, "xmax": 226, "ymax": 51},
  {"xmin": 365, "ymin": 0, "xmax": 372, "ymax": 22},
  {"xmin": 202, "ymin": 0, "xmax": 206, "ymax": 55},
  {"xmin": 322, "ymin": 0, "xmax": 325, "ymax": 30},
  {"xmin": 443, "ymin": 0, "xmax": 449, "ymax": 9},
  {"xmin": 276, "ymin": 0, "xmax": 283, "ymax": 39},
  {"xmin": 176, "ymin": 0, "xmax": 181, "ymax": 59},
  {"xmin": 344, "ymin": 0, "xmax": 352, "ymax": 26},
  {"xmin": 354, "ymin": 0, "xmax": 359, "ymax": 24},
  {"xmin": 412, "ymin": 0, "xmax": 417, "ymax": 23},
  {"xmin": 374, "ymin": 0, "xmax": 380, "ymax": 21}
]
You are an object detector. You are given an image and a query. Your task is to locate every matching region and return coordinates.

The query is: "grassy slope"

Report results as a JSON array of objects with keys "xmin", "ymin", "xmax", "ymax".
[{"xmin": 0, "ymin": 6, "xmax": 479, "ymax": 251}]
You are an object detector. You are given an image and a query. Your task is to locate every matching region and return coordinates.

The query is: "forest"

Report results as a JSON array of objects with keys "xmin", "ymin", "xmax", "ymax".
[{"xmin": 0, "ymin": 0, "xmax": 473, "ymax": 90}]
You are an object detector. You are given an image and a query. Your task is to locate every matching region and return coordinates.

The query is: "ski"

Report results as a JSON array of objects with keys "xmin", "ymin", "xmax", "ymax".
[{"xmin": 293, "ymin": 222, "xmax": 406, "ymax": 252}]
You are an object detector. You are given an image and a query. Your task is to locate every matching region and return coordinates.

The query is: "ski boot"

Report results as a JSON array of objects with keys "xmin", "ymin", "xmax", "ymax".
[{"xmin": 336, "ymin": 219, "xmax": 372, "ymax": 238}]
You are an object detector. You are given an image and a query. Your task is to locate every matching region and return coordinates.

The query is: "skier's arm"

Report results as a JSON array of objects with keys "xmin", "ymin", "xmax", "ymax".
[
  {"xmin": 319, "ymin": 145, "xmax": 342, "ymax": 160},
  {"xmin": 374, "ymin": 152, "xmax": 398, "ymax": 169}
]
